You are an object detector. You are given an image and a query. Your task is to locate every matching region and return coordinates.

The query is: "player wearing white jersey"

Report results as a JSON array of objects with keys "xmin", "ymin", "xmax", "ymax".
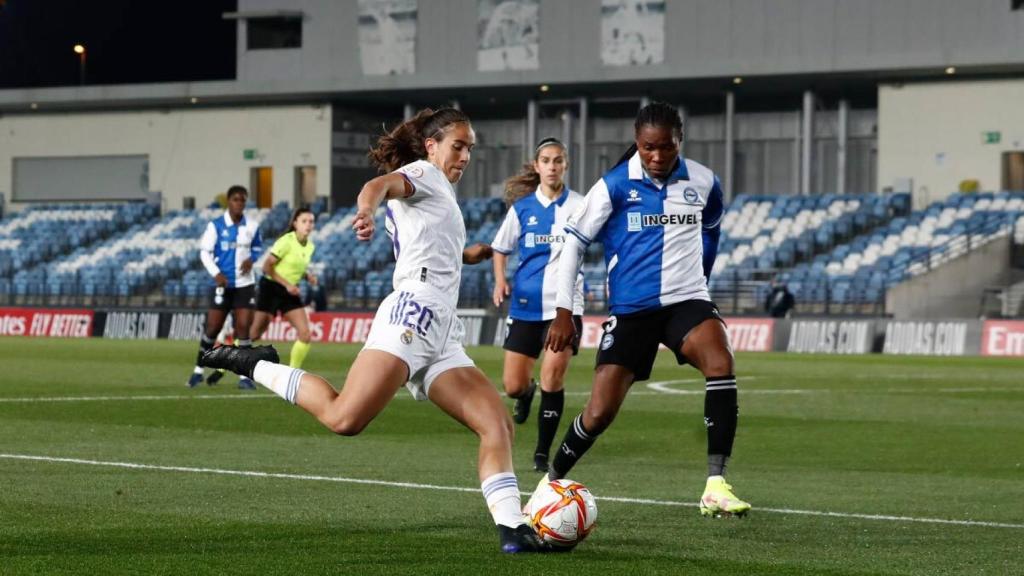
[
  {"xmin": 491, "ymin": 137, "xmax": 585, "ymax": 473},
  {"xmin": 201, "ymin": 108, "xmax": 552, "ymax": 553},
  {"xmin": 544, "ymin": 102, "xmax": 751, "ymax": 518},
  {"xmin": 188, "ymin": 185, "xmax": 263, "ymax": 389}
]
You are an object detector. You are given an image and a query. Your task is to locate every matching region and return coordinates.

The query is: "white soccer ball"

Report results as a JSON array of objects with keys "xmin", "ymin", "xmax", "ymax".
[{"xmin": 525, "ymin": 478, "xmax": 598, "ymax": 548}]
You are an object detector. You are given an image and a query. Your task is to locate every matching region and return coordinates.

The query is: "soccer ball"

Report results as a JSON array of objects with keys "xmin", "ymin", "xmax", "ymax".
[{"xmin": 525, "ymin": 478, "xmax": 598, "ymax": 548}]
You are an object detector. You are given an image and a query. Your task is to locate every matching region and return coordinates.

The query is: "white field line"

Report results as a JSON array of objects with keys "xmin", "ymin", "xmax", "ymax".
[
  {"xmin": 1, "ymin": 383, "xmax": 1020, "ymax": 404},
  {"xmin": 1, "ymin": 453, "xmax": 1021, "ymax": 530},
  {"xmin": 0, "ymin": 393, "xmax": 276, "ymax": 403}
]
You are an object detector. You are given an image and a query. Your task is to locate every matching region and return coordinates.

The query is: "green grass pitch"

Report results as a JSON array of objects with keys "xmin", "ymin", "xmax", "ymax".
[{"xmin": 1, "ymin": 337, "xmax": 1021, "ymax": 575}]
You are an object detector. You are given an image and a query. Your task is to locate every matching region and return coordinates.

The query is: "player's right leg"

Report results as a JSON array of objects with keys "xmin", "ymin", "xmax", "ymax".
[
  {"xmin": 533, "ymin": 345, "xmax": 572, "ymax": 472},
  {"xmin": 248, "ymin": 310, "xmax": 273, "ymax": 343},
  {"xmin": 547, "ymin": 364, "xmax": 633, "ymax": 481},
  {"xmin": 501, "ymin": 351, "xmax": 536, "ymax": 424},
  {"xmin": 190, "ymin": 308, "xmax": 226, "ymax": 387},
  {"xmin": 502, "ymin": 318, "xmax": 546, "ymax": 425}
]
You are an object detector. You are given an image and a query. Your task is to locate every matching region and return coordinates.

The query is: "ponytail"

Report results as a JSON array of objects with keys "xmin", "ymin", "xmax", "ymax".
[
  {"xmin": 367, "ymin": 107, "xmax": 471, "ymax": 173},
  {"xmin": 283, "ymin": 207, "xmax": 314, "ymax": 237},
  {"xmin": 503, "ymin": 137, "xmax": 567, "ymax": 207}
]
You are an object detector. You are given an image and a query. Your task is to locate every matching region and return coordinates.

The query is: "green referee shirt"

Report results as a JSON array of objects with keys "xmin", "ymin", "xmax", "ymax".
[{"xmin": 269, "ymin": 231, "xmax": 315, "ymax": 285}]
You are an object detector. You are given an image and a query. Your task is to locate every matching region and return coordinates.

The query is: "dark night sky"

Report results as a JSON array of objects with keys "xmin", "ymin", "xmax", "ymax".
[{"xmin": 0, "ymin": 0, "xmax": 237, "ymax": 89}]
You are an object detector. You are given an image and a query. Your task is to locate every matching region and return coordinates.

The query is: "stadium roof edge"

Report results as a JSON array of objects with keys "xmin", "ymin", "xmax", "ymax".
[{"xmin": 3, "ymin": 64, "xmax": 1024, "ymax": 116}]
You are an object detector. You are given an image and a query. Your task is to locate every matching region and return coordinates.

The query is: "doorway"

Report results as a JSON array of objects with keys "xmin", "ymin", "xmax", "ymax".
[
  {"xmin": 1003, "ymin": 151, "xmax": 1024, "ymax": 192},
  {"xmin": 250, "ymin": 167, "xmax": 273, "ymax": 208},
  {"xmin": 294, "ymin": 166, "xmax": 317, "ymax": 207}
]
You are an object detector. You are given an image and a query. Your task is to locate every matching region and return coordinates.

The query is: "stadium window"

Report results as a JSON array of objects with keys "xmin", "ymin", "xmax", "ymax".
[{"xmin": 247, "ymin": 17, "xmax": 302, "ymax": 50}]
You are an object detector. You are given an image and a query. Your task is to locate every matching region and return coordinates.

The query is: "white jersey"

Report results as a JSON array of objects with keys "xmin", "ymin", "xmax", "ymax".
[
  {"xmin": 384, "ymin": 160, "xmax": 466, "ymax": 308},
  {"xmin": 491, "ymin": 187, "xmax": 585, "ymax": 320}
]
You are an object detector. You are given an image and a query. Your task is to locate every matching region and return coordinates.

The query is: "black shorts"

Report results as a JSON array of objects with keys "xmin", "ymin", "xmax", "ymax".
[
  {"xmin": 256, "ymin": 277, "xmax": 305, "ymax": 315},
  {"xmin": 503, "ymin": 316, "xmax": 583, "ymax": 359},
  {"xmin": 596, "ymin": 299, "xmax": 723, "ymax": 382},
  {"xmin": 208, "ymin": 284, "xmax": 256, "ymax": 312}
]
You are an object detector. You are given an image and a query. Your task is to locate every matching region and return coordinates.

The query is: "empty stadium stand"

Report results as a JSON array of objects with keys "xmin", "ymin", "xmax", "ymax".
[{"xmin": 1, "ymin": 192, "xmax": 1020, "ymax": 318}]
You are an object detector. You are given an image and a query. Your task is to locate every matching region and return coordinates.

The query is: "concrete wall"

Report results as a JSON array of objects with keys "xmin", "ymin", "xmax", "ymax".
[
  {"xmin": 886, "ymin": 236, "xmax": 1016, "ymax": 319},
  {"xmin": 234, "ymin": 0, "xmax": 1024, "ymax": 89},
  {"xmin": 2, "ymin": 0, "xmax": 1023, "ymax": 110},
  {"xmin": 878, "ymin": 79, "xmax": 1024, "ymax": 208},
  {"xmin": 0, "ymin": 104, "xmax": 331, "ymax": 213}
]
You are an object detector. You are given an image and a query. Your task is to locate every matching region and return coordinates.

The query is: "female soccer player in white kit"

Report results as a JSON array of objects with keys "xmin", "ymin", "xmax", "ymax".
[
  {"xmin": 491, "ymin": 137, "xmax": 585, "ymax": 473},
  {"xmin": 201, "ymin": 107, "xmax": 551, "ymax": 553}
]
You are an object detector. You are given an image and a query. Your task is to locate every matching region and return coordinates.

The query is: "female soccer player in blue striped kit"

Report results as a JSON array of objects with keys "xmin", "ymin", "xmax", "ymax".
[
  {"xmin": 544, "ymin": 102, "xmax": 751, "ymax": 517},
  {"xmin": 201, "ymin": 108, "xmax": 552, "ymax": 553},
  {"xmin": 188, "ymin": 185, "xmax": 263, "ymax": 389},
  {"xmin": 491, "ymin": 137, "xmax": 585, "ymax": 473}
]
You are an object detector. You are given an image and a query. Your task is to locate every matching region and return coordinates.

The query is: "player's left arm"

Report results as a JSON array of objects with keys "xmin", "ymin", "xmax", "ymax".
[
  {"xmin": 242, "ymin": 226, "xmax": 263, "ymax": 274},
  {"xmin": 701, "ymin": 176, "xmax": 725, "ymax": 281}
]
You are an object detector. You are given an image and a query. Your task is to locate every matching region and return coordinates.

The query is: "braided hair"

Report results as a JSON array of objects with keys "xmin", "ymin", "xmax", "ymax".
[{"xmin": 614, "ymin": 101, "xmax": 683, "ymax": 167}]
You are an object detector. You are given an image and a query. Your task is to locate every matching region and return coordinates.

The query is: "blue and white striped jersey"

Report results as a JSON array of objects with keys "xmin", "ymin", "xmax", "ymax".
[
  {"xmin": 199, "ymin": 211, "xmax": 264, "ymax": 288},
  {"xmin": 563, "ymin": 152, "xmax": 724, "ymax": 315},
  {"xmin": 492, "ymin": 187, "xmax": 585, "ymax": 321}
]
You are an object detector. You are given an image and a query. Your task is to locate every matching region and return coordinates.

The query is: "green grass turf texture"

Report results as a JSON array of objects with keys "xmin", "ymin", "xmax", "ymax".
[{"xmin": 0, "ymin": 337, "xmax": 1021, "ymax": 575}]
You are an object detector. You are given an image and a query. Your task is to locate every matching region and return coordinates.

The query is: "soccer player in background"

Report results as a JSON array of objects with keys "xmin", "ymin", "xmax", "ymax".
[
  {"xmin": 544, "ymin": 102, "xmax": 752, "ymax": 517},
  {"xmin": 491, "ymin": 137, "xmax": 585, "ymax": 473},
  {"xmin": 201, "ymin": 108, "xmax": 552, "ymax": 553},
  {"xmin": 248, "ymin": 207, "xmax": 317, "ymax": 368},
  {"xmin": 188, "ymin": 185, "xmax": 263, "ymax": 389}
]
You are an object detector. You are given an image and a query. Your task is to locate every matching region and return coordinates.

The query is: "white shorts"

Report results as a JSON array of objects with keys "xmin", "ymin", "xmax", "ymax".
[{"xmin": 363, "ymin": 281, "xmax": 475, "ymax": 401}]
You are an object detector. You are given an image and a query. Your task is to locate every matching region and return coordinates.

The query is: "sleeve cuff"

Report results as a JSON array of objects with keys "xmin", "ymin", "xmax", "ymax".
[{"xmin": 565, "ymin": 226, "xmax": 592, "ymax": 247}]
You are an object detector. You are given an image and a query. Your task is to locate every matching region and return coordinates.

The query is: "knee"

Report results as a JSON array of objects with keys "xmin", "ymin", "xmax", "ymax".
[
  {"xmin": 297, "ymin": 330, "xmax": 311, "ymax": 343},
  {"xmin": 328, "ymin": 416, "xmax": 367, "ymax": 437},
  {"xmin": 582, "ymin": 404, "xmax": 617, "ymax": 435},
  {"xmin": 503, "ymin": 375, "xmax": 528, "ymax": 397},
  {"xmin": 478, "ymin": 411, "xmax": 515, "ymax": 445},
  {"xmin": 540, "ymin": 371, "xmax": 564, "ymax": 392},
  {"xmin": 702, "ymin": 350, "xmax": 735, "ymax": 377}
]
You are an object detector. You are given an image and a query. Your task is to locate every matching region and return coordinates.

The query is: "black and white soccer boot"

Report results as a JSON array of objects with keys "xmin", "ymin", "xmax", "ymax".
[
  {"xmin": 512, "ymin": 379, "xmax": 537, "ymax": 425},
  {"xmin": 200, "ymin": 345, "xmax": 279, "ymax": 379},
  {"xmin": 497, "ymin": 523, "xmax": 551, "ymax": 554}
]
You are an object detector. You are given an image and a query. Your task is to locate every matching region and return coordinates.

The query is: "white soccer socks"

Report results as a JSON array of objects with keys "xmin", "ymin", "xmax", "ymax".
[
  {"xmin": 481, "ymin": 472, "xmax": 526, "ymax": 528},
  {"xmin": 253, "ymin": 360, "xmax": 306, "ymax": 404}
]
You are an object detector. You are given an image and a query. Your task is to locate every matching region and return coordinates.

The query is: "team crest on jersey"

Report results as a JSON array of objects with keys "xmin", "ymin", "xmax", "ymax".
[
  {"xmin": 682, "ymin": 187, "xmax": 700, "ymax": 204},
  {"xmin": 627, "ymin": 189, "xmax": 642, "ymax": 202},
  {"xmin": 600, "ymin": 333, "xmax": 615, "ymax": 350},
  {"xmin": 400, "ymin": 328, "xmax": 414, "ymax": 344}
]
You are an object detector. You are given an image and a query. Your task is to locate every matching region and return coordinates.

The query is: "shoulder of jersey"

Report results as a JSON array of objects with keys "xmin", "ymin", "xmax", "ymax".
[
  {"xmin": 399, "ymin": 159, "xmax": 434, "ymax": 179},
  {"xmin": 601, "ymin": 160, "xmax": 633, "ymax": 192},
  {"xmin": 683, "ymin": 158, "xmax": 716, "ymax": 188},
  {"xmin": 566, "ymin": 189, "xmax": 586, "ymax": 206}
]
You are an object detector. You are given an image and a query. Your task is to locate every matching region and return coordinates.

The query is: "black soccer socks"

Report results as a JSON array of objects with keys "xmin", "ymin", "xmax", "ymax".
[
  {"xmin": 705, "ymin": 375, "xmax": 738, "ymax": 476},
  {"xmin": 549, "ymin": 414, "xmax": 600, "ymax": 480},
  {"xmin": 535, "ymin": 389, "xmax": 564, "ymax": 463}
]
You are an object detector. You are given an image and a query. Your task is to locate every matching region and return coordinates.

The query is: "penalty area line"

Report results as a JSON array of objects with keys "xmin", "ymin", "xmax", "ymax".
[{"xmin": 0, "ymin": 453, "xmax": 1021, "ymax": 530}]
